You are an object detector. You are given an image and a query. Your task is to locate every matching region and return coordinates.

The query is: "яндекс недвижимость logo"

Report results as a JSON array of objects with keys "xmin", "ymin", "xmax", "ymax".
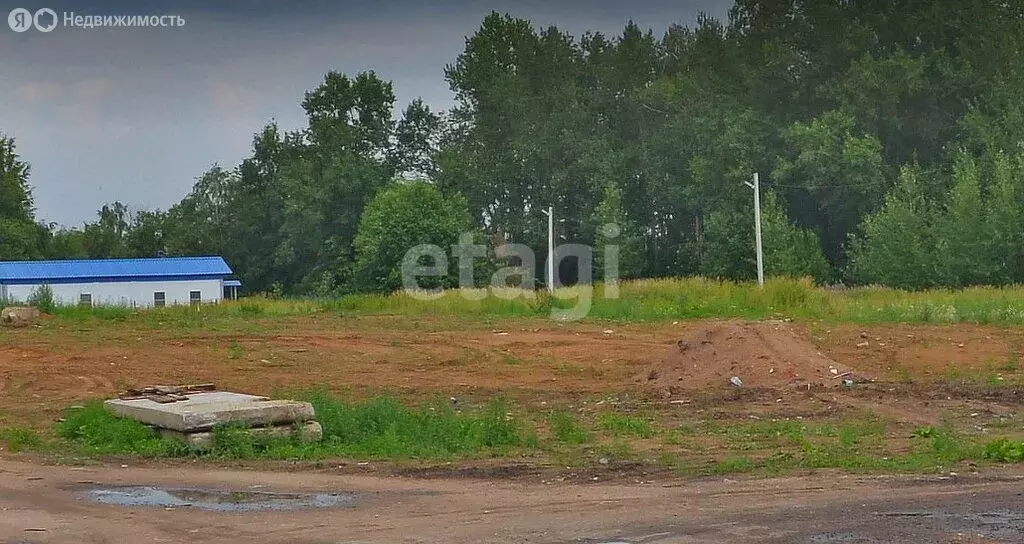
[
  {"xmin": 7, "ymin": 8, "xmax": 184, "ymax": 32},
  {"xmin": 8, "ymin": 8, "xmax": 57, "ymax": 32}
]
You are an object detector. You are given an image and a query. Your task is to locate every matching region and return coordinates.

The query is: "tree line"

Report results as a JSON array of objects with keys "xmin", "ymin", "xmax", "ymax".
[{"xmin": 2, "ymin": 0, "xmax": 1024, "ymax": 294}]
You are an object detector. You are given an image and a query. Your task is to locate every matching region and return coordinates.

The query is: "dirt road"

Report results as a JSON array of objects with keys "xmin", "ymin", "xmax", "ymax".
[{"xmin": 1, "ymin": 458, "xmax": 1021, "ymax": 544}]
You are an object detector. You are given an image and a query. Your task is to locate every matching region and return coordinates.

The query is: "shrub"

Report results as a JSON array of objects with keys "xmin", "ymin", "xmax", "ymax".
[
  {"xmin": 983, "ymin": 438, "xmax": 1024, "ymax": 463},
  {"xmin": 28, "ymin": 284, "xmax": 56, "ymax": 313}
]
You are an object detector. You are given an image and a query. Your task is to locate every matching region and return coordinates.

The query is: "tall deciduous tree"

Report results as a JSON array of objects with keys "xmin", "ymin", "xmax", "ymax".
[
  {"xmin": 354, "ymin": 181, "xmax": 475, "ymax": 293},
  {"xmin": 848, "ymin": 165, "xmax": 941, "ymax": 289},
  {"xmin": 774, "ymin": 110, "xmax": 885, "ymax": 267},
  {"xmin": 593, "ymin": 182, "xmax": 644, "ymax": 281},
  {"xmin": 0, "ymin": 134, "xmax": 43, "ymax": 260}
]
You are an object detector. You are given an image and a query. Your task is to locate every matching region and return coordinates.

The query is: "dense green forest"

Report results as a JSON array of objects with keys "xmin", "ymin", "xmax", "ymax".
[{"xmin": 3, "ymin": 1, "xmax": 1024, "ymax": 294}]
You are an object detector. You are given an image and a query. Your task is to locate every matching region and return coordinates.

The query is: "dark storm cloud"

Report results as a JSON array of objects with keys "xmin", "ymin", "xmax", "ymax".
[{"xmin": 0, "ymin": 0, "xmax": 731, "ymax": 226}]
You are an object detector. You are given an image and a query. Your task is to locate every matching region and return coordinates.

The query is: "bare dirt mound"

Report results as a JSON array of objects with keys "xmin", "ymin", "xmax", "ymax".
[{"xmin": 639, "ymin": 320, "xmax": 866, "ymax": 394}]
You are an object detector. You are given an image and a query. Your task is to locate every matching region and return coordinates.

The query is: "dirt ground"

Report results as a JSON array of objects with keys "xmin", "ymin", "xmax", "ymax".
[
  {"xmin": 0, "ymin": 457, "xmax": 1022, "ymax": 543},
  {"xmin": 3, "ymin": 316, "xmax": 1024, "ymax": 541},
  {"xmin": 0, "ymin": 316, "xmax": 682, "ymax": 425},
  {"xmin": 2, "ymin": 315, "xmax": 1024, "ymax": 427}
]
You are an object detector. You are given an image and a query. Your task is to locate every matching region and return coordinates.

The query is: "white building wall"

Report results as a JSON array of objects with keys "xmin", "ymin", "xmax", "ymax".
[{"xmin": 2, "ymin": 279, "xmax": 223, "ymax": 308}]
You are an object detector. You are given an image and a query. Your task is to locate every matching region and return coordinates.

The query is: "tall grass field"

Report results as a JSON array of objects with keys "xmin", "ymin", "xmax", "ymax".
[{"xmin": 33, "ymin": 277, "xmax": 1024, "ymax": 326}]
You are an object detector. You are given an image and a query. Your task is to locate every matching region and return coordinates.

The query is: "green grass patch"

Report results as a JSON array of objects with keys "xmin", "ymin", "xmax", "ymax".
[
  {"xmin": 983, "ymin": 438, "xmax": 1024, "ymax": 462},
  {"xmin": 53, "ymin": 393, "xmax": 530, "ymax": 461},
  {"xmin": 303, "ymin": 392, "xmax": 524, "ymax": 459},
  {"xmin": 712, "ymin": 456, "xmax": 757, "ymax": 474},
  {"xmin": 228, "ymin": 340, "xmax": 245, "ymax": 359},
  {"xmin": 598, "ymin": 413, "xmax": 656, "ymax": 438},
  {"xmin": 27, "ymin": 394, "xmax": 1000, "ymax": 478},
  {"xmin": 596, "ymin": 438, "xmax": 636, "ymax": 460},
  {"xmin": 694, "ymin": 419, "xmax": 982, "ymax": 476},
  {"xmin": 0, "ymin": 427, "xmax": 44, "ymax": 452},
  {"xmin": 999, "ymin": 357, "xmax": 1021, "ymax": 372},
  {"xmin": 56, "ymin": 403, "xmax": 188, "ymax": 456},
  {"xmin": 547, "ymin": 411, "xmax": 592, "ymax": 444}
]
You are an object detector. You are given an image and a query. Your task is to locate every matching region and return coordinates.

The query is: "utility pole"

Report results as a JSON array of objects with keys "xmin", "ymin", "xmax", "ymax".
[
  {"xmin": 541, "ymin": 206, "xmax": 555, "ymax": 292},
  {"xmin": 743, "ymin": 173, "xmax": 764, "ymax": 288}
]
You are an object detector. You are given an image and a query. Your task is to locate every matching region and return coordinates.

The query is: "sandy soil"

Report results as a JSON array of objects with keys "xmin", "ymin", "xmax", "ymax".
[{"xmin": 0, "ymin": 457, "xmax": 1022, "ymax": 543}]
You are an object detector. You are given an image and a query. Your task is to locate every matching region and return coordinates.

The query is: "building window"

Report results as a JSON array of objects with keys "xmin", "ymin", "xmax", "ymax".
[
  {"xmin": 154, "ymin": 291, "xmax": 166, "ymax": 308},
  {"xmin": 189, "ymin": 290, "xmax": 201, "ymax": 306},
  {"xmin": 79, "ymin": 293, "xmax": 92, "ymax": 307}
]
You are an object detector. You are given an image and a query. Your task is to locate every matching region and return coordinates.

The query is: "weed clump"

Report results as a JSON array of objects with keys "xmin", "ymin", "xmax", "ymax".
[
  {"xmin": 56, "ymin": 403, "xmax": 187, "ymax": 456},
  {"xmin": 0, "ymin": 427, "xmax": 43, "ymax": 452},
  {"xmin": 983, "ymin": 438, "xmax": 1024, "ymax": 462},
  {"xmin": 548, "ymin": 411, "xmax": 591, "ymax": 444}
]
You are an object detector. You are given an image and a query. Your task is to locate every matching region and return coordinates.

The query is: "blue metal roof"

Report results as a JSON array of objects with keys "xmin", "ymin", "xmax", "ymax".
[
  {"xmin": 0, "ymin": 257, "xmax": 233, "ymax": 283},
  {"xmin": 224, "ymin": 280, "xmax": 242, "ymax": 287}
]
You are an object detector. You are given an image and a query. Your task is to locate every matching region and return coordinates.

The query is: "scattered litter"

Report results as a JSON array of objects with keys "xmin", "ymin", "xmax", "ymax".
[
  {"xmin": 599, "ymin": 457, "xmax": 610, "ymax": 465},
  {"xmin": 829, "ymin": 367, "xmax": 839, "ymax": 375},
  {"xmin": 859, "ymin": 331, "xmax": 869, "ymax": 338},
  {"xmin": 856, "ymin": 341, "xmax": 870, "ymax": 348},
  {"xmin": 843, "ymin": 379, "xmax": 855, "ymax": 387},
  {"xmin": 730, "ymin": 376, "xmax": 743, "ymax": 387},
  {"xmin": 603, "ymin": 329, "xmax": 614, "ymax": 335}
]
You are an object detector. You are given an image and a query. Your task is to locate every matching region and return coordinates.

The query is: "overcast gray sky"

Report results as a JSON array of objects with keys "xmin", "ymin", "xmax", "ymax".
[{"xmin": 0, "ymin": 0, "xmax": 730, "ymax": 227}]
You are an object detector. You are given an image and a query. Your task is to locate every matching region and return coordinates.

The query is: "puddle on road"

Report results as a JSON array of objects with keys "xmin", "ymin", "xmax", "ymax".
[
  {"xmin": 82, "ymin": 486, "xmax": 356, "ymax": 512},
  {"xmin": 805, "ymin": 509, "xmax": 1024, "ymax": 543}
]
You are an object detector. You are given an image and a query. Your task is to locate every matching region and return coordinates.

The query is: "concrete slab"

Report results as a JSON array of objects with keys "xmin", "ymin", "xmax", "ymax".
[
  {"xmin": 159, "ymin": 421, "xmax": 324, "ymax": 449},
  {"xmin": 104, "ymin": 392, "xmax": 315, "ymax": 432}
]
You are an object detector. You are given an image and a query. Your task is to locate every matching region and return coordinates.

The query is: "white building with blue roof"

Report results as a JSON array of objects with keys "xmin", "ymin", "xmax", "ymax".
[{"xmin": 0, "ymin": 256, "xmax": 237, "ymax": 308}]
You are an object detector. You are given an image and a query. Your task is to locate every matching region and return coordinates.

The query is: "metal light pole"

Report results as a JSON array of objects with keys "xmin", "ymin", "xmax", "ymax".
[
  {"xmin": 743, "ymin": 173, "xmax": 764, "ymax": 288},
  {"xmin": 541, "ymin": 206, "xmax": 554, "ymax": 292}
]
